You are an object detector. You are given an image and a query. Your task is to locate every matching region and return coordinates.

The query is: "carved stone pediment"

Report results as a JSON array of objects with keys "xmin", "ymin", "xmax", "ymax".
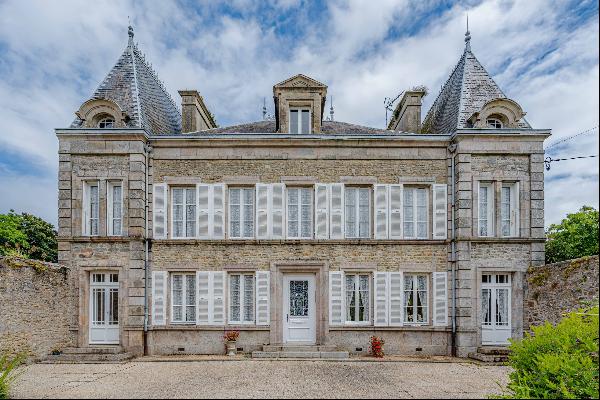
[{"xmin": 274, "ymin": 74, "xmax": 327, "ymax": 90}]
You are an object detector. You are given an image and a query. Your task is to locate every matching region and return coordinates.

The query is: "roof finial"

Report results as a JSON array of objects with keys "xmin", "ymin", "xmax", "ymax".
[
  {"xmin": 464, "ymin": 14, "xmax": 471, "ymax": 52},
  {"xmin": 128, "ymin": 18, "xmax": 134, "ymax": 46},
  {"xmin": 329, "ymin": 96, "xmax": 334, "ymax": 121}
]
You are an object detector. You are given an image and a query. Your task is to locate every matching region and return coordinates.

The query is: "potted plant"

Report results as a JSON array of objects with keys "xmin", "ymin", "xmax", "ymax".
[
  {"xmin": 370, "ymin": 336, "xmax": 385, "ymax": 358},
  {"xmin": 223, "ymin": 330, "xmax": 240, "ymax": 356}
]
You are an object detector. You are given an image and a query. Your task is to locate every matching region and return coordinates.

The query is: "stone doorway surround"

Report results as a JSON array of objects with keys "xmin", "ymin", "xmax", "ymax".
[{"xmin": 269, "ymin": 261, "xmax": 329, "ymax": 345}]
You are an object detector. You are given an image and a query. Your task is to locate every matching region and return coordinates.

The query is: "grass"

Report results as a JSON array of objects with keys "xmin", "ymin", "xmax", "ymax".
[{"xmin": 0, "ymin": 353, "xmax": 24, "ymax": 399}]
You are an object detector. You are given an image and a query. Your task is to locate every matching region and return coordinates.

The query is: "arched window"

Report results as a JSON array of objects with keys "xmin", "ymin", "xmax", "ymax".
[
  {"xmin": 98, "ymin": 117, "xmax": 115, "ymax": 128},
  {"xmin": 486, "ymin": 117, "xmax": 503, "ymax": 129}
]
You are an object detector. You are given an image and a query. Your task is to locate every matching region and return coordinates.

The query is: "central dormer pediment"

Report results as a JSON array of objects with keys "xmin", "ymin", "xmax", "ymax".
[{"xmin": 273, "ymin": 74, "xmax": 328, "ymax": 134}]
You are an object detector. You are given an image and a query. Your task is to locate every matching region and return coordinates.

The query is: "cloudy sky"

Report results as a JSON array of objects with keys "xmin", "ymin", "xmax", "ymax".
[{"xmin": 0, "ymin": 0, "xmax": 598, "ymax": 227}]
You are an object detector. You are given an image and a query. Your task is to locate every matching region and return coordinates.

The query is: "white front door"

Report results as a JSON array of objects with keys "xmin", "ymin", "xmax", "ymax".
[
  {"xmin": 283, "ymin": 274, "xmax": 316, "ymax": 344},
  {"xmin": 89, "ymin": 272, "xmax": 120, "ymax": 344},
  {"xmin": 481, "ymin": 273, "xmax": 511, "ymax": 345}
]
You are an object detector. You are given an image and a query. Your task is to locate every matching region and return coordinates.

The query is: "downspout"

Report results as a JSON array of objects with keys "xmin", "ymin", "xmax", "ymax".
[
  {"xmin": 143, "ymin": 143, "xmax": 152, "ymax": 355},
  {"xmin": 448, "ymin": 142, "xmax": 458, "ymax": 357}
]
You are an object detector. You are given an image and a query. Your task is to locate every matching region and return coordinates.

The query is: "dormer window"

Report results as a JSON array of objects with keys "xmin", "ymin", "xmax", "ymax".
[
  {"xmin": 486, "ymin": 117, "xmax": 503, "ymax": 129},
  {"xmin": 289, "ymin": 108, "xmax": 311, "ymax": 134},
  {"xmin": 98, "ymin": 117, "xmax": 115, "ymax": 128}
]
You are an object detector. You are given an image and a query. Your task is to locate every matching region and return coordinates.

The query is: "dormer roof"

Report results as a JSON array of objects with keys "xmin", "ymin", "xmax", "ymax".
[{"xmin": 273, "ymin": 74, "xmax": 328, "ymax": 89}]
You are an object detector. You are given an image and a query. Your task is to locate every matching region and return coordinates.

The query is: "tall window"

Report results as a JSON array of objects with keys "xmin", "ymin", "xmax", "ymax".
[
  {"xmin": 84, "ymin": 181, "xmax": 99, "ymax": 236},
  {"xmin": 287, "ymin": 187, "xmax": 313, "ymax": 239},
  {"xmin": 478, "ymin": 183, "xmax": 494, "ymax": 237},
  {"xmin": 171, "ymin": 273, "xmax": 196, "ymax": 323},
  {"xmin": 107, "ymin": 182, "xmax": 122, "ymax": 236},
  {"xmin": 97, "ymin": 117, "xmax": 115, "ymax": 128},
  {"xmin": 403, "ymin": 187, "xmax": 428, "ymax": 239},
  {"xmin": 172, "ymin": 187, "xmax": 196, "ymax": 238},
  {"xmin": 289, "ymin": 108, "xmax": 311, "ymax": 134},
  {"xmin": 229, "ymin": 273, "xmax": 255, "ymax": 324},
  {"xmin": 501, "ymin": 183, "xmax": 518, "ymax": 237},
  {"xmin": 229, "ymin": 187, "xmax": 255, "ymax": 239},
  {"xmin": 404, "ymin": 274, "xmax": 428, "ymax": 325},
  {"xmin": 345, "ymin": 187, "xmax": 370, "ymax": 238},
  {"xmin": 345, "ymin": 274, "xmax": 370, "ymax": 323}
]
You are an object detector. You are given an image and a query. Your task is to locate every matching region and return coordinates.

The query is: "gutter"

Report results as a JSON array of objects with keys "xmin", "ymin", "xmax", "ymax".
[
  {"xmin": 448, "ymin": 142, "xmax": 458, "ymax": 357},
  {"xmin": 143, "ymin": 144, "xmax": 153, "ymax": 355}
]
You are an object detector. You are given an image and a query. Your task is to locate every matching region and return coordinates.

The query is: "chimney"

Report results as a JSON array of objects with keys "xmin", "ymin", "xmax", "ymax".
[
  {"xmin": 178, "ymin": 90, "xmax": 217, "ymax": 133},
  {"xmin": 387, "ymin": 88, "xmax": 427, "ymax": 133}
]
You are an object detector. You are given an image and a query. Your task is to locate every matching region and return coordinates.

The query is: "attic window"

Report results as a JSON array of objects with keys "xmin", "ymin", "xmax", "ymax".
[
  {"xmin": 289, "ymin": 108, "xmax": 311, "ymax": 134},
  {"xmin": 486, "ymin": 117, "xmax": 503, "ymax": 129},
  {"xmin": 98, "ymin": 117, "xmax": 115, "ymax": 128}
]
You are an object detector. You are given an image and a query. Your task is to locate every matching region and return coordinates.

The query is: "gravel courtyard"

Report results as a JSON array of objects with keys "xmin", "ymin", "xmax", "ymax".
[{"xmin": 12, "ymin": 359, "xmax": 510, "ymax": 399}]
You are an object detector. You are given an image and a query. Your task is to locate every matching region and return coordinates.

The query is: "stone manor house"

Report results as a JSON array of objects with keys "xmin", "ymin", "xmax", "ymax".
[{"xmin": 56, "ymin": 26, "xmax": 549, "ymax": 359}]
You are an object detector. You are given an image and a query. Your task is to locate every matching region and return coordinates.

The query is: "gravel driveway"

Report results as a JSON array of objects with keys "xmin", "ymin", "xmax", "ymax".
[{"xmin": 12, "ymin": 359, "xmax": 510, "ymax": 399}]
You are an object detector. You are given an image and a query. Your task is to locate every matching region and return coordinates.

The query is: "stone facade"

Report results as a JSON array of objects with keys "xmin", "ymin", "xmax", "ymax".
[
  {"xmin": 0, "ymin": 257, "xmax": 76, "ymax": 361},
  {"xmin": 525, "ymin": 255, "xmax": 599, "ymax": 329}
]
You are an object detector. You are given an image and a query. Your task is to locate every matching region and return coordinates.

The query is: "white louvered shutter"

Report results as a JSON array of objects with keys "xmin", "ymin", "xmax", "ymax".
[
  {"xmin": 255, "ymin": 271, "xmax": 270, "ymax": 325},
  {"xmin": 211, "ymin": 271, "xmax": 225, "ymax": 325},
  {"xmin": 389, "ymin": 184, "xmax": 402, "ymax": 239},
  {"xmin": 271, "ymin": 184, "xmax": 285, "ymax": 239},
  {"xmin": 153, "ymin": 183, "xmax": 167, "ymax": 239},
  {"xmin": 198, "ymin": 184, "xmax": 210, "ymax": 239},
  {"xmin": 256, "ymin": 184, "xmax": 269, "ymax": 239},
  {"xmin": 329, "ymin": 271, "xmax": 344, "ymax": 326},
  {"xmin": 197, "ymin": 271, "xmax": 210, "ymax": 325},
  {"xmin": 374, "ymin": 272, "xmax": 389, "ymax": 326},
  {"xmin": 151, "ymin": 271, "xmax": 167, "ymax": 326},
  {"xmin": 388, "ymin": 272, "xmax": 403, "ymax": 326},
  {"xmin": 374, "ymin": 184, "xmax": 389, "ymax": 239},
  {"xmin": 315, "ymin": 184, "xmax": 329, "ymax": 239},
  {"xmin": 213, "ymin": 184, "xmax": 225, "ymax": 239},
  {"xmin": 329, "ymin": 183, "xmax": 344, "ymax": 239},
  {"xmin": 512, "ymin": 181, "xmax": 520, "ymax": 237},
  {"xmin": 433, "ymin": 272, "xmax": 448, "ymax": 326},
  {"xmin": 432, "ymin": 184, "xmax": 448, "ymax": 239}
]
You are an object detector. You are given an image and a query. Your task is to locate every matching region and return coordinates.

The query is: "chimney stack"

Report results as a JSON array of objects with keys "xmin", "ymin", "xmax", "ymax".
[
  {"xmin": 179, "ymin": 90, "xmax": 217, "ymax": 133},
  {"xmin": 387, "ymin": 88, "xmax": 427, "ymax": 133}
]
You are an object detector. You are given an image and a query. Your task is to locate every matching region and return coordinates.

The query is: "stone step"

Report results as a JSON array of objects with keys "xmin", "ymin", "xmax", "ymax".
[
  {"xmin": 252, "ymin": 351, "xmax": 349, "ymax": 360},
  {"xmin": 42, "ymin": 352, "xmax": 134, "ymax": 364},
  {"xmin": 477, "ymin": 346, "xmax": 510, "ymax": 355},
  {"xmin": 468, "ymin": 352, "xmax": 509, "ymax": 364},
  {"xmin": 60, "ymin": 346, "xmax": 122, "ymax": 355},
  {"xmin": 261, "ymin": 345, "xmax": 338, "ymax": 352}
]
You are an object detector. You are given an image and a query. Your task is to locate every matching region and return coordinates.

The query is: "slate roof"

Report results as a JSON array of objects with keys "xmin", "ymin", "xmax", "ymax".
[
  {"xmin": 422, "ymin": 34, "xmax": 531, "ymax": 134},
  {"xmin": 201, "ymin": 120, "xmax": 392, "ymax": 135},
  {"xmin": 71, "ymin": 27, "xmax": 181, "ymax": 134}
]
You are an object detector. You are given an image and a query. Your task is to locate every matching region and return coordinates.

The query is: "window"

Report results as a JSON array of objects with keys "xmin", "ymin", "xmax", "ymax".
[
  {"xmin": 287, "ymin": 187, "xmax": 313, "ymax": 239},
  {"xmin": 478, "ymin": 182, "xmax": 494, "ymax": 237},
  {"xmin": 345, "ymin": 187, "xmax": 370, "ymax": 238},
  {"xmin": 289, "ymin": 108, "xmax": 311, "ymax": 134},
  {"xmin": 481, "ymin": 274, "xmax": 511, "ymax": 327},
  {"xmin": 486, "ymin": 118, "xmax": 503, "ymax": 129},
  {"xmin": 171, "ymin": 273, "xmax": 196, "ymax": 323},
  {"xmin": 229, "ymin": 187, "xmax": 255, "ymax": 239},
  {"xmin": 107, "ymin": 182, "xmax": 122, "ymax": 236},
  {"xmin": 84, "ymin": 181, "xmax": 99, "ymax": 236},
  {"xmin": 501, "ymin": 183, "xmax": 519, "ymax": 237},
  {"xmin": 403, "ymin": 187, "xmax": 428, "ymax": 239},
  {"xmin": 98, "ymin": 117, "xmax": 115, "ymax": 128},
  {"xmin": 345, "ymin": 274, "xmax": 370, "ymax": 323},
  {"xmin": 229, "ymin": 273, "xmax": 255, "ymax": 324},
  {"xmin": 172, "ymin": 187, "xmax": 196, "ymax": 238},
  {"xmin": 404, "ymin": 274, "xmax": 429, "ymax": 325}
]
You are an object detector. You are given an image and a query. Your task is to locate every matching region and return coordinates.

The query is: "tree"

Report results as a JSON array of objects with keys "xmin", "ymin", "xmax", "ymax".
[
  {"xmin": 545, "ymin": 206, "xmax": 599, "ymax": 264},
  {"xmin": 0, "ymin": 210, "xmax": 57, "ymax": 262}
]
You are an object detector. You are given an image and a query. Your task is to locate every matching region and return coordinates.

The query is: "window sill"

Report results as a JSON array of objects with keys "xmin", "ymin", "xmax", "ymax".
[
  {"xmin": 464, "ymin": 237, "xmax": 543, "ymax": 243},
  {"xmin": 330, "ymin": 325, "xmax": 449, "ymax": 332},
  {"xmin": 150, "ymin": 325, "xmax": 270, "ymax": 331},
  {"xmin": 64, "ymin": 236, "xmax": 137, "ymax": 243}
]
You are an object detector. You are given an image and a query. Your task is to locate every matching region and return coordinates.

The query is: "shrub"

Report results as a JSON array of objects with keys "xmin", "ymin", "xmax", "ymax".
[
  {"xmin": 223, "ymin": 330, "xmax": 240, "ymax": 342},
  {"xmin": 498, "ymin": 306, "xmax": 599, "ymax": 399},
  {"xmin": 0, "ymin": 353, "xmax": 24, "ymax": 399}
]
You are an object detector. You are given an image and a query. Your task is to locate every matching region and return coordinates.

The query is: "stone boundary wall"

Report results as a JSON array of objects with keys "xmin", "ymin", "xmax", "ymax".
[
  {"xmin": 525, "ymin": 255, "xmax": 599, "ymax": 329},
  {"xmin": 0, "ymin": 257, "xmax": 75, "ymax": 362}
]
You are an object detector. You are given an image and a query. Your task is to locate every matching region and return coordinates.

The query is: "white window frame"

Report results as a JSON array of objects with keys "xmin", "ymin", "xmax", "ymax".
[
  {"xmin": 289, "ymin": 107, "xmax": 311, "ymax": 134},
  {"xmin": 344, "ymin": 187, "xmax": 371, "ymax": 239},
  {"xmin": 403, "ymin": 186, "xmax": 429, "ymax": 239},
  {"xmin": 486, "ymin": 118, "xmax": 503, "ymax": 129},
  {"xmin": 501, "ymin": 182, "xmax": 519, "ymax": 237},
  {"xmin": 228, "ymin": 273, "xmax": 255, "ymax": 325},
  {"xmin": 478, "ymin": 182, "xmax": 495, "ymax": 237},
  {"xmin": 106, "ymin": 181, "xmax": 123, "ymax": 236},
  {"xmin": 97, "ymin": 117, "xmax": 115, "ymax": 128},
  {"xmin": 170, "ymin": 273, "xmax": 196, "ymax": 324},
  {"xmin": 228, "ymin": 187, "xmax": 255, "ymax": 239},
  {"xmin": 83, "ymin": 180, "xmax": 100, "ymax": 236},
  {"xmin": 403, "ymin": 273, "xmax": 429, "ymax": 326},
  {"xmin": 171, "ymin": 187, "xmax": 197, "ymax": 239},
  {"xmin": 286, "ymin": 186, "xmax": 313, "ymax": 239},
  {"xmin": 344, "ymin": 273, "xmax": 371, "ymax": 325}
]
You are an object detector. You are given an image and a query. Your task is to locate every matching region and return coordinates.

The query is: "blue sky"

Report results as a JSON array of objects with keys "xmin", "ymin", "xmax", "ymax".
[{"xmin": 0, "ymin": 0, "xmax": 598, "ymax": 227}]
